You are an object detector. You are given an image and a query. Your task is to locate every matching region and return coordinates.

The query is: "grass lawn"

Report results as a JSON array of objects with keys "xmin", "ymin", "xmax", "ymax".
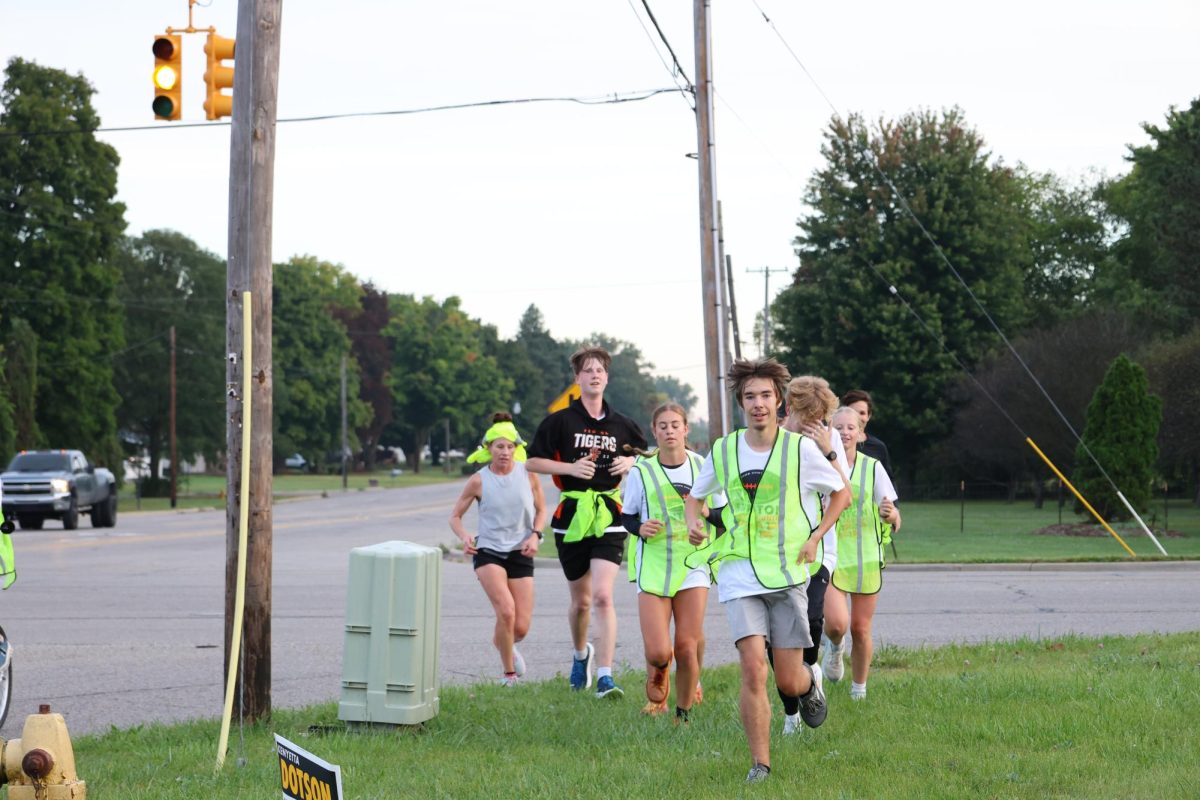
[
  {"xmin": 528, "ymin": 500, "xmax": 1200, "ymax": 564},
  {"xmin": 64, "ymin": 632, "xmax": 1200, "ymax": 799},
  {"xmin": 121, "ymin": 470, "xmax": 460, "ymax": 513}
]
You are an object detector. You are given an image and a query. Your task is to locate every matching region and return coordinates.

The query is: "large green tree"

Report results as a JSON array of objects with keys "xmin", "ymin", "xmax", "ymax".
[
  {"xmin": 272, "ymin": 256, "xmax": 370, "ymax": 471},
  {"xmin": 1071, "ymin": 354, "xmax": 1162, "ymax": 520},
  {"xmin": 384, "ymin": 295, "xmax": 512, "ymax": 472},
  {"xmin": 1141, "ymin": 327, "xmax": 1200, "ymax": 505},
  {"xmin": 0, "ymin": 59, "xmax": 126, "ymax": 467},
  {"xmin": 3, "ymin": 317, "xmax": 39, "ymax": 452},
  {"xmin": 510, "ymin": 304, "xmax": 571, "ymax": 432},
  {"xmin": 1100, "ymin": 97, "xmax": 1200, "ymax": 331},
  {"xmin": 774, "ymin": 109, "xmax": 1039, "ymax": 477},
  {"xmin": 113, "ymin": 231, "xmax": 226, "ymax": 480},
  {"xmin": 330, "ymin": 283, "xmax": 393, "ymax": 470}
]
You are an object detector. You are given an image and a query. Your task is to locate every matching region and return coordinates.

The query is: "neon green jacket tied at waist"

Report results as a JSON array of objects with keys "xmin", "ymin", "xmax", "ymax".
[
  {"xmin": 709, "ymin": 430, "xmax": 821, "ymax": 590},
  {"xmin": 559, "ymin": 488, "xmax": 623, "ymax": 542},
  {"xmin": 832, "ymin": 454, "xmax": 886, "ymax": 595},
  {"xmin": 630, "ymin": 452, "xmax": 712, "ymax": 596}
]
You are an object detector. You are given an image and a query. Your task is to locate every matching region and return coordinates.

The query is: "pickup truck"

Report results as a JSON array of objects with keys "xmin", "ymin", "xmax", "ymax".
[{"xmin": 0, "ymin": 450, "xmax": 118, "ymax": 530}]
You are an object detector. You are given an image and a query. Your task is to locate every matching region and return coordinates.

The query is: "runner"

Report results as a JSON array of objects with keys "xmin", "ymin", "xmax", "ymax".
[
  {"xmin": 526, "ymin": 346, "xmax": 648, "ymax": 699},
  {"xmin": 840, "ymin": 389, "xmax": 893, "ymax": 477},
  {"xmin": 449, "ymin": 413, "xmax": 547, "ymax": 687},
  {"xmin": 620, "ymin": 402, "xmax": 723, "ymax": 722},
  {"xmin": 685, "ymin": 358, "xmax": 850, "ymax": 783},
  {"xmin": 822, "ymin": 406, "xmax": 901, "ymax": 701},
  {"xmin": 774, "ymin": 375, "xmax": 850, "ymax": 733}
]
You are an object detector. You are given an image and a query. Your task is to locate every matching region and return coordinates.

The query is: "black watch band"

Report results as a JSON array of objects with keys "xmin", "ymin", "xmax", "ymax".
[{"xmin": 825, "ymin": 450, "xmax": 837, "ymax": 462}]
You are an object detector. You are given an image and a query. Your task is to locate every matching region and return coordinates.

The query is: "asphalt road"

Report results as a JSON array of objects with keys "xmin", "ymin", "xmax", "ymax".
[{"xmin": 5, "ymin": 477, "xmax": 1198, "ymax": 738}]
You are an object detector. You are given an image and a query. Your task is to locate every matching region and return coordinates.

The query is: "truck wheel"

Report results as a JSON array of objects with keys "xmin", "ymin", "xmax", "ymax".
[
  {"xmin": 17, "ymin": 516, "xmax": 42, "ymax": 531},
  {"xmin": 62, "ymin": 497, "xmax": 79, "ymax": 530},
  {"xmin": 91, "ymin": 492, "xmax": 117, "ymax": 528}
]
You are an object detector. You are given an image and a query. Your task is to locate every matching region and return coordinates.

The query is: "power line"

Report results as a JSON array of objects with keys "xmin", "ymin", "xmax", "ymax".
[
  {"xmin": 0, "ymin": 88, "xmax": 686, "ymax": 139},
  {"xmin": 623, "ymin": 0, "xmax": 696, "ymax": 111}
]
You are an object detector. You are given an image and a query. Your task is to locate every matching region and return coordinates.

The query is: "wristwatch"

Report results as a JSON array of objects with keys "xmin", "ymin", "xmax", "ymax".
[
  {"xmin": 824, "ymin": 450, "xmax": 837, "ymax": 462},
  {"xmin": 534, "ymin": 530, "xmax": 544, "ymax": 542}
]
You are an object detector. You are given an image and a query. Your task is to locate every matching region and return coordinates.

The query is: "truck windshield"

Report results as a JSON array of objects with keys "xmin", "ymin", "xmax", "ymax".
[{"xmin": 5, "ymin": 453, "xmax": 72, "ymax": 472}]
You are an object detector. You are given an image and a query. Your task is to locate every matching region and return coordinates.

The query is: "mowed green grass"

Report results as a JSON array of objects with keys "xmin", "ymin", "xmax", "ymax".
[
  {"xmin": 530, "ymin": 500, "xmax": 1200, "ymax": 563},
  {"xmin": 67, "ymin": 633, "xmax": 1200, "ymax": 799},
  {"xmin": 893, "ymin": 499, "xmax": 1200, "ymax": 562}
]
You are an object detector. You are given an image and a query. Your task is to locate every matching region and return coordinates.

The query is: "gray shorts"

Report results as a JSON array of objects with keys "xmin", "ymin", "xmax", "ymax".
[{"xmin": 725, "ymin": 587, "xmax": 812, "ymax": 649}]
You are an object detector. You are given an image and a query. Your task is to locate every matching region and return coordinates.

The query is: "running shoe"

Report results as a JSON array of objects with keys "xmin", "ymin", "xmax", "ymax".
[
  {"xmin": 512, "ymin": 646, "xmax": 526, "ymax": 678},
  {"xmin": 745, "ymin": 764, "xmax": 771, "ymax": 783},
  {"xmin": 799, "ymin": 663, "xmax": 827, "ymax": 728},
  {"xmin": 782, "ymin": 712, "xmax": 802, "ymax": 736},
  {"xmin": 693, "ymin": 680, "xmax": 704, "ymax": 705},
  {"xmin": 824, "ymin": 639, "xmax": 846, "ymax": 682},
  {"xmin": 641, "ymin": 699, "xmax": 669, "ymax": 716},
  {"xmin": 569, "ymin": 643, "xmax": 594, "ymax": 691},
  {"xmin": 595, "ymin": 675, "xmax": 624, "ymax": 699},
  {"xmin": 850, "ymin": 686, "xmax": 867, "ymax": 701},
  {"xmin": 646, "ymin": 664, "xmax": 670, "ymax": 705},
  {"xmin": 499, "ymin": 673, "xmax": 519, "ymax": 688}
]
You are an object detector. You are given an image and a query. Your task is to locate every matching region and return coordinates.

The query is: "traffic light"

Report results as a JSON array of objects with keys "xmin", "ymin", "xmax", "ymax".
[
  {"xmin": 203, "ymin": 32, "xmax": 235, "ymax": 120},
  {"xmin": 152, "ymin": 33, "xmax": 182, "ymax": 121}
]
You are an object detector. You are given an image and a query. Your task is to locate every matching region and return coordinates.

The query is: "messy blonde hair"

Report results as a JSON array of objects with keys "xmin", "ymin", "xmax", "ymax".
[{"xmin": 786, "ymin": 375, "xmax": 838, "ymax": 425}]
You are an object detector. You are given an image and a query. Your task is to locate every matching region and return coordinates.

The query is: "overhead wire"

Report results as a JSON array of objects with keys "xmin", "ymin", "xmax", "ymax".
[
  {"xmin": 747, "ymin": 0, "xmax": 1157, "ymax": 545},
  {"xmin": 0, "ymin": 88, "xmax": 686, "ymax": 139},
  {"xmin": 624, "ymin": 0, "xmax": 696, "ymax": 111}
]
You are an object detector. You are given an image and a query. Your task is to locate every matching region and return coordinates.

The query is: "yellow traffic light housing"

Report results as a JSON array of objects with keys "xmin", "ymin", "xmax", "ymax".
[
  {"xmin": 152, "ymin": 33, "xmax": 183, "ymax": 120},
  {"xmin": 203, "ymin": 32, "xmax": 235, "ymax": 120}
]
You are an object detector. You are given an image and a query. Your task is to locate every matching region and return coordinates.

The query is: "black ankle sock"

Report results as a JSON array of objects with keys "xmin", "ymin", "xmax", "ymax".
[{"xmin": 675, "ymin": 706, "xmax": 690, "ymax": 721}]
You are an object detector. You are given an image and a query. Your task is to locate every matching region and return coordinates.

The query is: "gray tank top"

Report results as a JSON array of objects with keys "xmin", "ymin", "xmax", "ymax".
[{"xmin": 477, "ymin": 462, "xmax": 535, "ymax": 554}]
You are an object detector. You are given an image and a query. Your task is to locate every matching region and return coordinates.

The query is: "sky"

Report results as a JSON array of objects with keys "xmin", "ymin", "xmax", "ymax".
[{"xmin": 3, "ymin": 1, "xmax": 1198, "ymax": 423}]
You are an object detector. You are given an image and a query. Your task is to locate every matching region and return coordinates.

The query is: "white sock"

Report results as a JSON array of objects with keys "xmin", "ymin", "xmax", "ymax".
[
  {"xmin": 850, "ymin": 681, "xmax": 867, "ymax": 697},
  {"xmin": 596, "ymin": 666, "xmax": 613, "ymax": 680},
  {"xmin": 574, "ymin": 648, "xmax": 589, "ymax": 660}
]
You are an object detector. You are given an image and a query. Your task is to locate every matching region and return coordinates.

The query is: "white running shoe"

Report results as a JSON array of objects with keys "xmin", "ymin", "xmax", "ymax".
[
  {"xmin": 782, "ymin": 712, "xmax": 802, "ymax": 735},
  {"xmin": 824, "ymin": 640, "xmax": 845, "ymax": 682},
  {"xmin": 512, "ymin": 646, "xmax": 526, "ymax": 678}
]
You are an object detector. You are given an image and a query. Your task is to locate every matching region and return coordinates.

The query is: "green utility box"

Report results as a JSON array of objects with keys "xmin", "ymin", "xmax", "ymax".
[{"xmin": 338, "ymin": 540, "xmax": 441, "ymax": 727}]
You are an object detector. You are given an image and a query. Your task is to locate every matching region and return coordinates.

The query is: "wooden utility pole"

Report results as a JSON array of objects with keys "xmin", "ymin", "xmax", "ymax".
[
  {"xmin": 693, "ymin": 0, "xmax": 729, "ymax": 440},
  {"xmin": 224, "ymin": 0, "xmax": 282, "ymax": 722},
  {"xmin": 169, "ymin": 325, "xmax": 177, "ymax": 509},
  {"xmin": 746, "ymin": 266, "xmax": 788, "ymax": 356},
  {"xmin": 725, "ymin": 256, "xmax": 742, "ymax": 360}
]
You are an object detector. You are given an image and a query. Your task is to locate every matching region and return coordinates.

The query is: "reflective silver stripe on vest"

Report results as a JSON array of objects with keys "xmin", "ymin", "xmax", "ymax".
[
  {"xmin": 642, "ymin": 459, "xmax": 672, "ymax": 596},
  {"xmin": 855, "ymin": 456, "xmax": 869, "ymax": 593},
  {"xmin": 777, "ymin": 431, "xmax": 796, "ymax": 586}
]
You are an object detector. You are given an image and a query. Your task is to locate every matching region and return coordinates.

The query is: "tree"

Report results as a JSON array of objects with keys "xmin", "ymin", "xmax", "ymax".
[
  {"xmin": 511, "ymin": 304, "xmax": 571, "ymax": 431},
  {"xmin": 385, "ymin": 295, "xmax": 512, "ymax": 472},
  {"xmin": 1070, "ymin": 354, "xmax": 1162, "ymax": 520},
  {"xmin": 1141, "ymin": 327, "xmax": 1200, "ymax": 505},
  {"xmin": 653, "ymin": 375, "xmax": 697, "ymax": 416},
  {"xmin": 774, "ymin": 108, "xmax": 1040, "ymax": 478},
  {"xmin": 272, "ymin": 256, "xmax": 371, "ymax": 471},
  {"xmin": 3, "ymin": 317, "xmax": 39, "ymax": 450},
  {"xmin": 330, "ymin": 283, "xmax": 393, "ymax": 470},
  {"xmin": 113, "ymin": 231, "xmax": 226, "ymax": 481},
  {"xmin": 0, "ymin": 59, "xmax": 126, "ymax": 467},
  {"xmin": 944, "ymin": 309, "xmax": 1151, "ymax": 504},
  {"xmin": 1099, "ymin": 97, "xmax": 1200, "ymax": 332},
  {"xmin": 0, "ymin": 347, "xmax": 14, "ymax": 465}
]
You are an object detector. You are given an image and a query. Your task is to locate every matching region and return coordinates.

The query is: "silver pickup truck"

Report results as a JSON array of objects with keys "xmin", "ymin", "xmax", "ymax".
[{"xmin": 0, "ymin": 450, "xmax": 118, "ymax": 530}]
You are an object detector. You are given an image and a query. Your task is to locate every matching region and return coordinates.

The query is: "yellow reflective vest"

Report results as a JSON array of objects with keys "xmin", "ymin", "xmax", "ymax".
[
  {"xmin": 630, "ymin": 451, "xmax": 712, "ymax": 596},
  {"xmin": 832, "ymin": 454, "xmax": 886, "ymax": 594},
  {"xmin": 709, "ymin": 430, "xmax": 821, "ymax": 589}
]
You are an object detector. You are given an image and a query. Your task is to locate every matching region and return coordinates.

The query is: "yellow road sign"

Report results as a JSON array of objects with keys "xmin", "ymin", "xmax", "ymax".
[{"xmin": 547, "ymin": 384, "xmax": 581, "ymax": 413}]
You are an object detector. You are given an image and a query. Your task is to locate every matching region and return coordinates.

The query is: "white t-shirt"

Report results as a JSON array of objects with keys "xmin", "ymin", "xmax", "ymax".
[
  {"xmin": 691, "ymin": 431, "xmax": 844, "ymax": 603},
  {"xmin": 622, "ymin": 453, "xmax": 725, "ymax": 594}
]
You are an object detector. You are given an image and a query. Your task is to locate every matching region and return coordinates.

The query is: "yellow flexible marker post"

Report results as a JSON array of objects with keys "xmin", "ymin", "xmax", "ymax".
[
  {"xmin": 1025, "ymin": 438, "xmax": 1135, "ymax": 558},
  {"xmin": 217, "ymin": 292, "xmax": 253, "ymax": 770}
]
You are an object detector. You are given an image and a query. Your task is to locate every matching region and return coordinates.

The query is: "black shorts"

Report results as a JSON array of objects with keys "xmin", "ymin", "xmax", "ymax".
[
  {"xmin": 473, "ymin": 548, "xmax": 535, "ymax": 580},
  {"xmin": 555, "ymin": 529, "xmax": 627, "ymax": 582},
  {"xmin": 806, "ymin": 565, "xmax": 829, "ymax": 624}
]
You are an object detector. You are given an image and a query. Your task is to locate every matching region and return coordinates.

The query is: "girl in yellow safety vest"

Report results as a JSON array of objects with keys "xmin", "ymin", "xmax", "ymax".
[
  {"xmin": 822, "ymin": 406, "xmax": 900, "ymax": 700},
  {"xmin": 620, "ymin": 403, "xmax": 725, "ymax": 721}
]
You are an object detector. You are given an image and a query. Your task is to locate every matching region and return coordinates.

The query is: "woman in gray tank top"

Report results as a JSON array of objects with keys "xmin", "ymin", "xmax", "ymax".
[{"xmin": 449, "ymin": 413, "xmax": 547, "ymax": 686}]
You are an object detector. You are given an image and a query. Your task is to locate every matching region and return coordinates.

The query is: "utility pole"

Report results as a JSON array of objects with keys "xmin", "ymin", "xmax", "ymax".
[
  {"xmin": 693, "ymin": 0, "xmax": 729, "ymax": 440},
  {"xmin": 746, "ymin": 266, "xmax": 788, "ymax": 356},
  {"xmin": 224, "ymin": 0, "xmax": 282, "ymax": 723},
  {"xmin": 169, "ymin": 325, "xmax": 177, "ymax": 509},
  {"xmin": 725, "ymin": 255, "xmax": 742, "ymax": 360},
  {"xmin": 340, "ymin": 354, "xmax": 348, "ymax": 491}
]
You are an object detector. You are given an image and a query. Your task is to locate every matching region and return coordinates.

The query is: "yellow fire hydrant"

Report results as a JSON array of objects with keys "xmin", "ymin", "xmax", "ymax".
[{"xmin": 1, "ymin": 704, "xmax": 86, "ymax": 799}]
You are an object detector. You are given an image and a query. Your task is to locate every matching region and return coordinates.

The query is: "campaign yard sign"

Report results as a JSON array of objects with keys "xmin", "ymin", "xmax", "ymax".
[{"xmin": 275, "ymin": 734, "xmax": 343, "ymax": 800}]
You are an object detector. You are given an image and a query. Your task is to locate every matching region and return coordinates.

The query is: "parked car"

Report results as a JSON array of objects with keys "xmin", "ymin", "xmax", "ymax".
[
  {"xmin": 284, "ymin": 453, "xmax": 308, "ymax": 471},
  {"xmin": 1, "ymin": 450, "xmax": 118, "ymax": 530}
]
